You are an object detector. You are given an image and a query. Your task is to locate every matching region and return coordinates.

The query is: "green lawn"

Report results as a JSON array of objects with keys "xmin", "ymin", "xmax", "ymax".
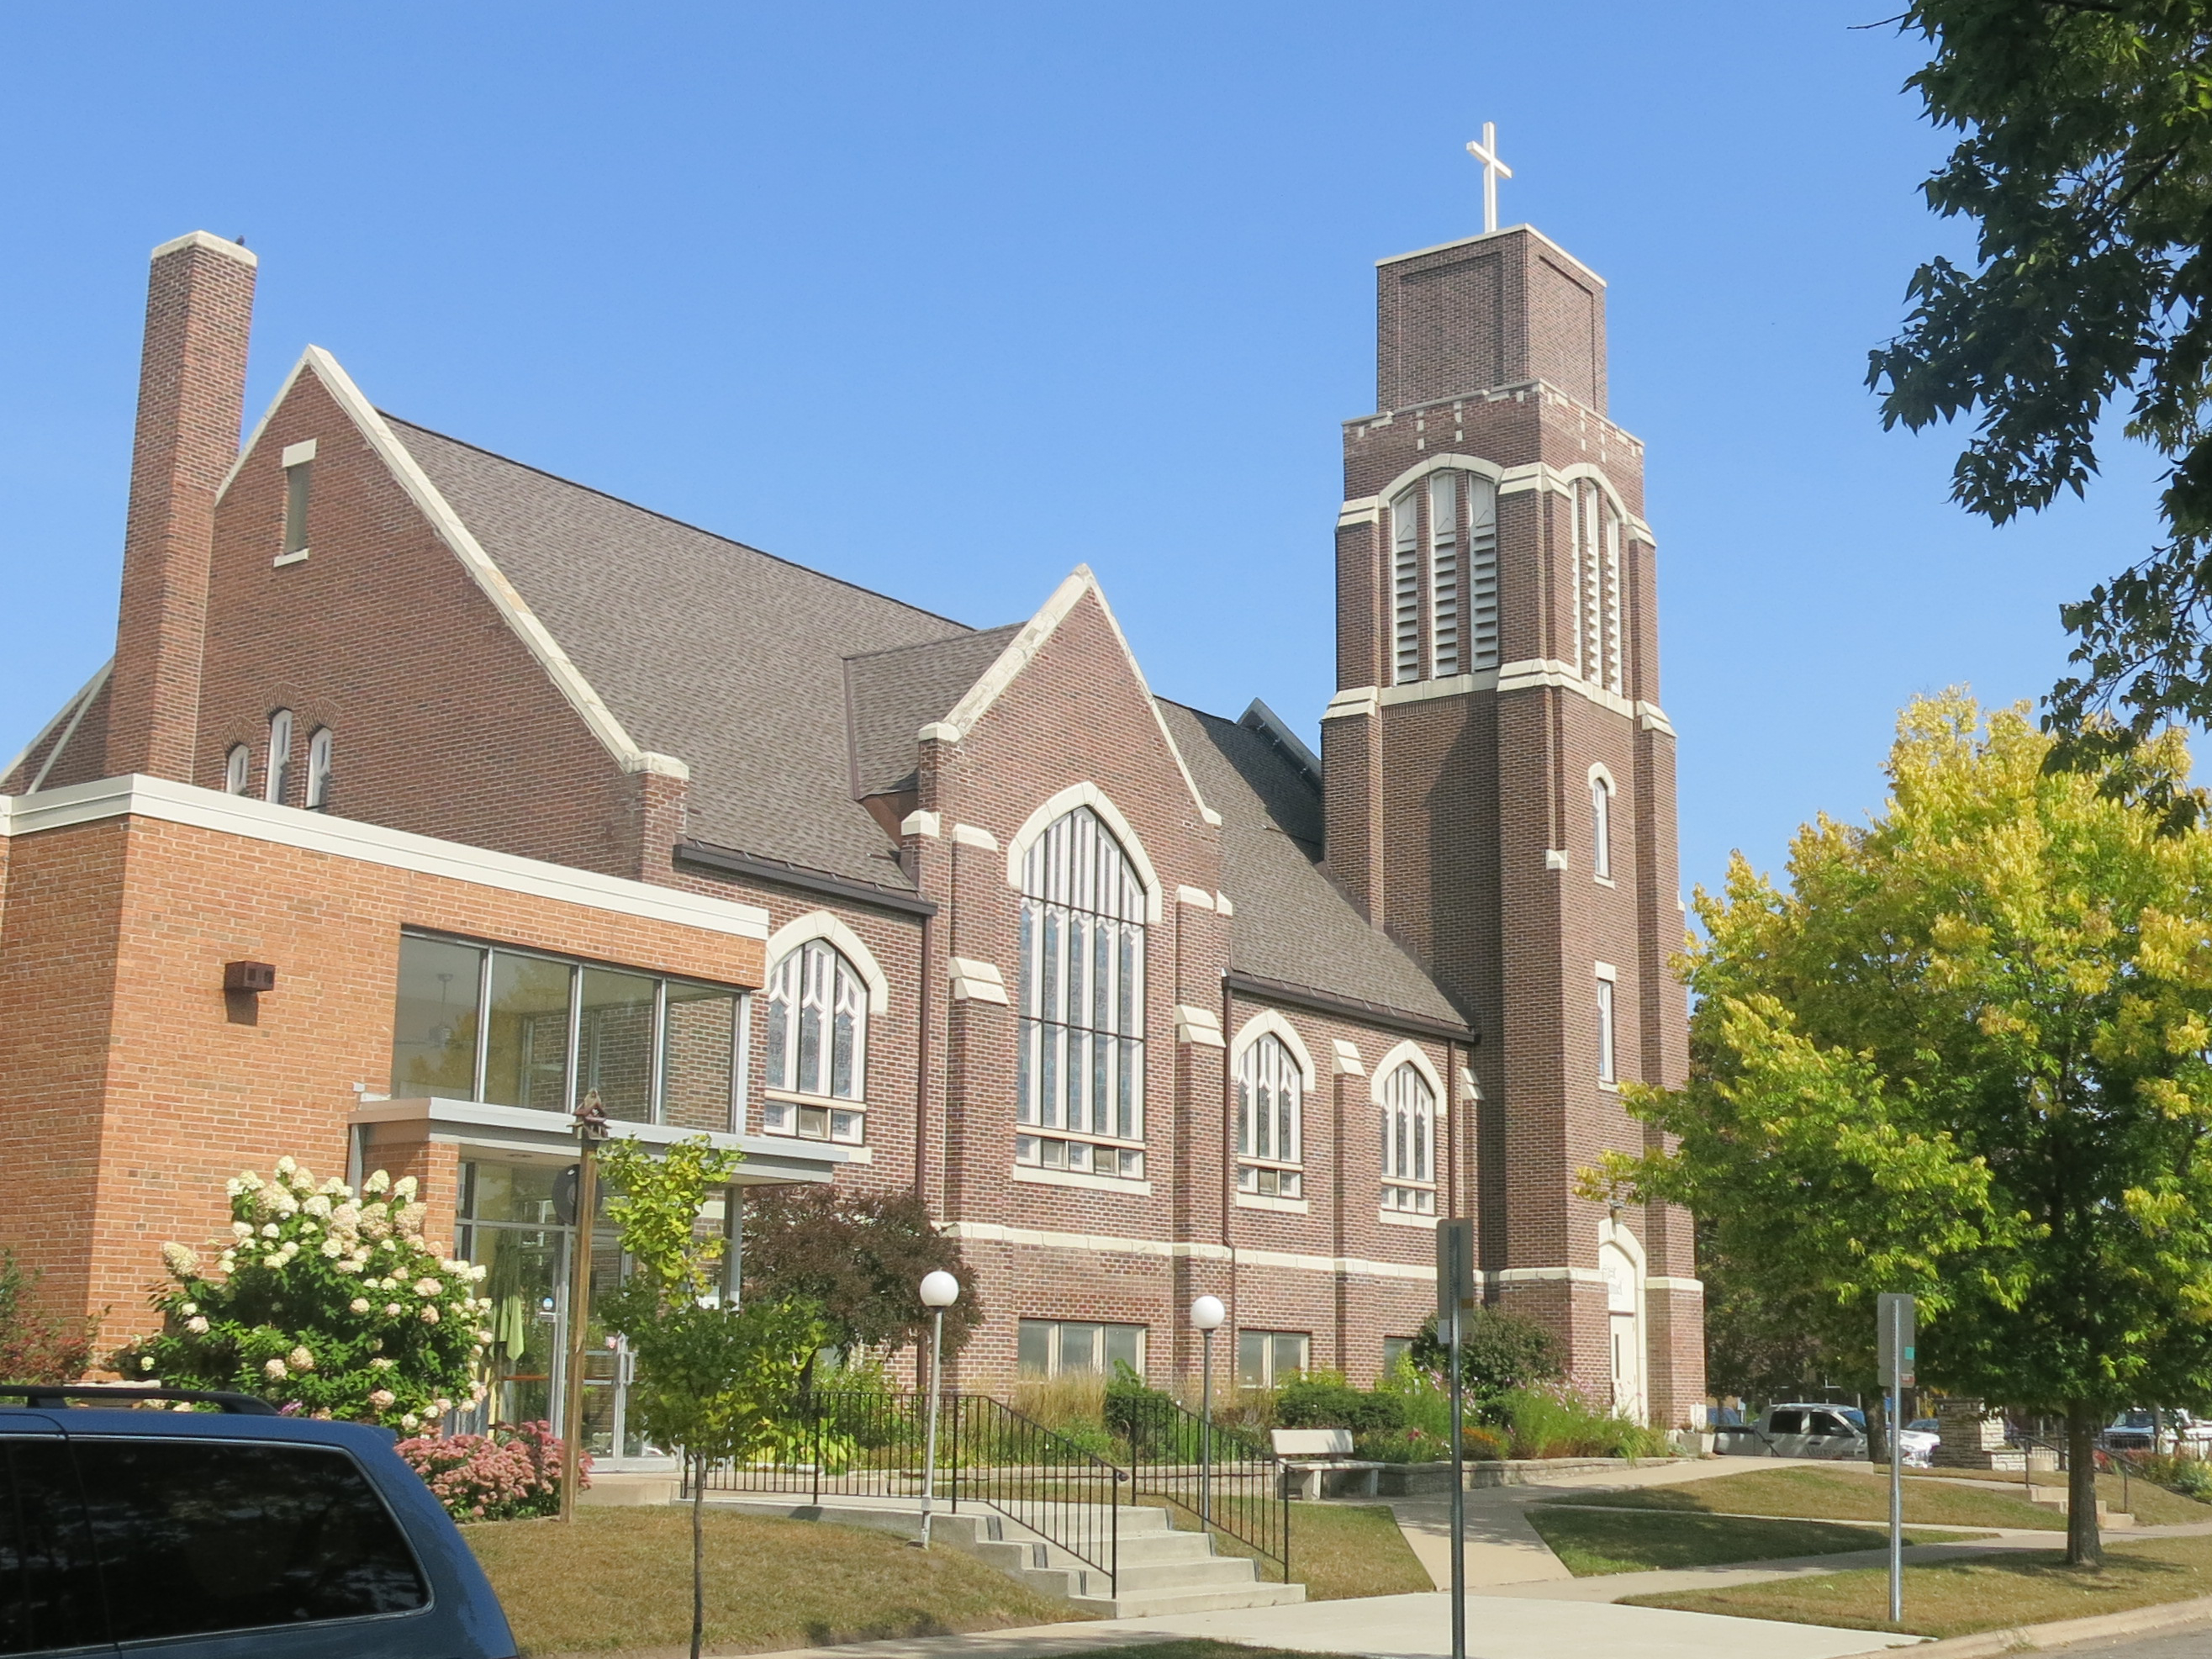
[
  {"xmin": 1624, "ymin": 1532, "xmax": 2212, "ymax": 1638},
  {"xmin": 469, "ymin": 1508, "xmax": 1069, "ymax": 1655},
  {"xmin": 1524, "ymin": 1506, "xmax": 1983, "ymax": 1577},
  {"xmin": 1154, "ymin": 1496, "xmax": 1433, "ymax": 1601},
  {"xmin": 1548, "ymin": 1465, "xmax": 2063, "ymax": 1529},
  {"xmin": 1903, "ymin": 1467, "xmax": 2212, "ymax": 1528}
]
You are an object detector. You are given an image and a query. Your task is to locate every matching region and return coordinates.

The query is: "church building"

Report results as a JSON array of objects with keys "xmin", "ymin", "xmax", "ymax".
[{"xmin": 0, "ymin": 194, "xmax": 1699, "ymax": 1457}]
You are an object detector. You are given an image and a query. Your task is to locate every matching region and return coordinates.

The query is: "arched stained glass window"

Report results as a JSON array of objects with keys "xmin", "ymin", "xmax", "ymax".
[
  {"xmin": 1016, "ymin": 806, "xmax": 1147, "ymax": 1181},
  {"xmin": 1237, "ymin": 1033, "xmax": 1303, "ymax": 1200},
  {"xmin": 765, "ymin": 939, "xmax": 867, "ymax": 1103},
  {"xmin": 1380, "ymin": 1062, "xmax": 1435, "ymax": 1215}
]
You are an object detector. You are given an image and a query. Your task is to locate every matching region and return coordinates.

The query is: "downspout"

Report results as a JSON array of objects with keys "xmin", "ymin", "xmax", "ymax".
[{"xmin": 915, "ymin": 906, "xmax": 933, "ymax": 1212}]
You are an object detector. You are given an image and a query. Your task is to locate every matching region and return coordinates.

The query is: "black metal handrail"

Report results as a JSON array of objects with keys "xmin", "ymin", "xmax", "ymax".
[
  {"xmin": 689, "ymin": 1389, "xmax": 1126, "ymax": 1594},
  {"xmin": 1111, "ymin": 1388, "xmax": 1291, "ymax": 1582},
  {"xmin": 952, "ymin": 1393, "xmax": 1124, "ymax": 1594}
]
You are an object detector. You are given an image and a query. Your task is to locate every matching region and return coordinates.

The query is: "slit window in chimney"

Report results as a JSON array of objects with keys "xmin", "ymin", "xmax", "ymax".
[
  {"xmin": 277, "ymin": 438, "xmax": 316, "ymax": 566},
  {"xmin": 266, "ymin": 710, "xmax": 293, "ymax": 805}
]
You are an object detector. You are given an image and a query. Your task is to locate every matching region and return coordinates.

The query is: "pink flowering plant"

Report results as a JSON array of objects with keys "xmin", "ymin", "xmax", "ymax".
[
  {"xmin": 111, "ymin": 1158, "xmax": 488, "ymax": 1429},
  {"xmin": 396, "ymin": 1420, "xmax": 583, "ymax": 1521}
]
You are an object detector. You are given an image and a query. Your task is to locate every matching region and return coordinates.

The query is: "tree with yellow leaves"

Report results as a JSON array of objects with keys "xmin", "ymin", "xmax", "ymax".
[{"xmin": 1596, "ymin": 693, "xmax": 2212, "ymax": 1567}]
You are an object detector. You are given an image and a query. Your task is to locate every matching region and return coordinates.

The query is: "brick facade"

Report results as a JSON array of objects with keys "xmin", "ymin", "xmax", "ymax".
[{"xmin": 0, "ymin": 214, "xmax": 1703, "ymax": 1428}]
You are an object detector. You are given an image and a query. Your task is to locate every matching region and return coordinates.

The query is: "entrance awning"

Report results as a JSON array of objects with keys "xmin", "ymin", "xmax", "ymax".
[{"xmin": 351, "ymin": 1096, "xmax": 853, "ymax": 1185}]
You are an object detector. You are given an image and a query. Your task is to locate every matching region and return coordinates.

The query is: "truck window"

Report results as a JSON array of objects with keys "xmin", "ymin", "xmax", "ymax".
[
  {"xmin": 71, "ymin": 1438, "xmax": 427, "ymax": 1641},
  {"xmin": 1810, "ymin": 1412, "xmax": 1847, "ymax": 1436},
  {"xmin": 0, "ymin": 1434, "xmax": 106, "ymax": 1656},
  {"xmin": 1766, "ymin": 1409, "xmax": 1804, "ymax": 1435}
]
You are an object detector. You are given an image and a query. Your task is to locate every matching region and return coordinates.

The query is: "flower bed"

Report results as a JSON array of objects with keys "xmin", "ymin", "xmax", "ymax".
[{"xmin": 397, "ymin": 1420, "xmax": 587, "ymax": 1521}]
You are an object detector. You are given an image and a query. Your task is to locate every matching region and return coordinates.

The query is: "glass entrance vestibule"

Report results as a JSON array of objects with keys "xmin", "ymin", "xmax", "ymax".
[
  {"xmin": 362, "ymin": 929, "xmax": 858, "ymax": 1464},
  {"xmin": 450, "ymin": 1157, "xmax": 740, "ymax": 1468}
]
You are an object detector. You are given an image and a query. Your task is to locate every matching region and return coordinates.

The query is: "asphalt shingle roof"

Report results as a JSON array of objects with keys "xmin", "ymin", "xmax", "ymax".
[
  {"xmin": 844, "ymin": 626, "xmax": 1020, "ymax": 800},
  {"xmin": 389, "ymin": 418, "xmax": 968, "ymax": 889},
  {"xmin": 1159, "ymin": 700, "xmax": 1467, "ymax": 1028}
]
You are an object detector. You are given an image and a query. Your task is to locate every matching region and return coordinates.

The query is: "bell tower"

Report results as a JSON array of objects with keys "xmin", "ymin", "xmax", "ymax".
[{"xmin": 1320, "ymin": 173, "xmax": 1700, "ymax": 1426}]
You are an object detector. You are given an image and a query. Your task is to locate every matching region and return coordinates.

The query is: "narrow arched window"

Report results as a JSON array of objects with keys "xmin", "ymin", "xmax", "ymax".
[
  {"xmin": 264, "ymin": 710, "xmax": 293, "ymax": 805},
  {"xmin": 1236, "ymin": 1033, "xmax": 1303, "ymax": 1199},
  {"xmin": 1597, "ymin": 972, "xmax": 1618, "ymax": 1086},
  {"xmin": 764, "ymin": 938, "xmax": 867, "ymax": 1107},
  {"xmin": 1572, "ymin": 480, "xmax": 1623, "ymax": 694},
  {"xmin": 1379, "ymin": 1062, "xmax": 1434, "ymax": 1215},
  {"xmin": 224, "ymin": 745, "xmax": 250, "ymax": 795},
  {"xmin": 1592, "ymin": 774, "xmax": 1613, "ymax": 880},
  {"xmin": 1390, "ymin": 490, "xmax": 1421, "ymax": 684},
  {"xmin": 1016, "ymin": 805, "xmax": 1147, "ymax": 1181},
  {"xmin": 306, "ymin": 728, "xmax": 334, "ymax": 811}
]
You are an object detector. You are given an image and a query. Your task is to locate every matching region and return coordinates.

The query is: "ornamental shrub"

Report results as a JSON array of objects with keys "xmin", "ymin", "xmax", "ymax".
[
  {"xmin": 1410, "ymin": 1308, "xmax": 1564, "ymax": 1403},
  {"xmin": 1275, "ymin": 1371, "xmax": 1407, "ymax": 1436},
  {"xmin": 1495, "ymin": 1382, "xmax": 1668, "ymax": 1460},
  {"xmin": 110, "ymin": 1159, "xmax": 488, "ymax": 1429},
  {"xmin": 0, "ymin": 1250, "xmax": 97, "ymax": 1384},
  {"xmin": 397, "ymin": 1421, "xmax": 583, "ymax": 1521}
]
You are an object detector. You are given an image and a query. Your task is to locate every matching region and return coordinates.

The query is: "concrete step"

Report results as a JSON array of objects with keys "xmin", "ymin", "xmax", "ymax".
[
  {"xmin": 1068, "ymin": 1582, "xmax": 1307, "ymax": 1619},
  {"xmin": 1101, "ymin": 1530, "xmax": 1227, "ymax": 1565},
  {"xmin": 1108, "ymin": 1556, "xmax": 1263, "ymax": 1592},
  {"xmin": 690, "ymin": 1491, "xmax": 1302, "ymax": 1617}
]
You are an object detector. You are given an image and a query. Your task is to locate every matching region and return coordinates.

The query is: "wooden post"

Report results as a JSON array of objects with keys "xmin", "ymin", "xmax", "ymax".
[{"xmin": 560, "ymin": 1092, "xmax": 610, "ymax": 1522}]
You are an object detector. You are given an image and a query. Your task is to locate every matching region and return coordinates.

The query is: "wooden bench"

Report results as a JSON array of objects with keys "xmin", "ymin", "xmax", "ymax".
[{"xmin": 1270, "ymin": 1427, "xmax": 1386, "ymax": 1500}]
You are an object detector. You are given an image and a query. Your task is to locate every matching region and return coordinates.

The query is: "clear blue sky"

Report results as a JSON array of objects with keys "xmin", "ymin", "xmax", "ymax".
[{"xmin": 0, "ymin": 3, "xmax": 2167, "ymax": 904}]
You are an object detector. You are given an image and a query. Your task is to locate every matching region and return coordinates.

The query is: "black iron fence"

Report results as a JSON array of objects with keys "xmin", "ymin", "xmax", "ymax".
[
  {"xmin": 1110, "ymin": 1387, "xmax": 1292, "ymax": 1582},
  {"xmin": 690, "ymin": 1390, "xmax": 1127, "ymax": 1593}
]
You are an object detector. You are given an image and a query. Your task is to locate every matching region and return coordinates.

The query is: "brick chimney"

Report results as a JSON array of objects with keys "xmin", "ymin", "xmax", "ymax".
[{"xmin": 106, "ymin": 230, "xmax": 257, "ymax": 782}]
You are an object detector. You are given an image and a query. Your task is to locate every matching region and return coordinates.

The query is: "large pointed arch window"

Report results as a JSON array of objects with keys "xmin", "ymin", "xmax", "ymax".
[
  {"xmin": 1380, "ymin": 1062, "xmax": 1435, "ymax": 1215},
  {"xmin": 1236, "ymin": 1033, "xmax": 1303, "ymax": 1199},
  {"xmin": 1016, "ymin": 806, "xmax": 1147, "ymax": 1181}
]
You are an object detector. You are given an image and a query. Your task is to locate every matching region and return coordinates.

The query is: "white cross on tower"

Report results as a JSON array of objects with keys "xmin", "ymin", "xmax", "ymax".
[{"xmin": 1465, "ymin": 122, "xmax": 1513, "ymax": 235}]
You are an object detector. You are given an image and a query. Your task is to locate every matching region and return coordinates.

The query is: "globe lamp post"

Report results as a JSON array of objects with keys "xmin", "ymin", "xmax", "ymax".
[
  {"xmin": 918, "ymin": 1271, "xmax": 960, "ymax": 1548},
  {"xmin": 1190, "ymin": 1295, "xmax": 1226, "ymax": 1524}
]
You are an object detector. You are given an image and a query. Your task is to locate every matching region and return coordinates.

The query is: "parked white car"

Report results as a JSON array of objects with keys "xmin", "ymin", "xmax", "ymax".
[
  {"xmin": 2101, "ymin": 1408, "xmax": 2212, "ymax": 1452},
  {"xmin": 1714, "ymin": 1403, "xmax": 1869, "ymax": 1460},
  {"xmin": 1897, "ymin": 1418, "xmax": 1940, "ymax": 1466}
]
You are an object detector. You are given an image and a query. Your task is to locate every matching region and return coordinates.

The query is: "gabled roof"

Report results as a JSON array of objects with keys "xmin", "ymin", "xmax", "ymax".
[
  {"xmin": 386, "ymin": 418, "xmax": 973, "ymax": 890},
  {"xmin": 844, "ymin": 626, "xmax": 1021, "ymax": 800},
  {"xmin": 1159, "ymin": 700, "xmax": 1466, "ymax": 1028},
  {"xmin": 1, "ymin": 662, "xmax": 110, "ymax": 796}
]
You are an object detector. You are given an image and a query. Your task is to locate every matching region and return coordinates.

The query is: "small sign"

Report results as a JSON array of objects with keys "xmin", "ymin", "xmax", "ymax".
[
  {"xmin": 1436, "ymin": 1218, "xmax": 1477, "ymax": 1326},
  {"xmin": 1878, "ymin": 1292, "xmax": 1916, "ymax": 1388}
]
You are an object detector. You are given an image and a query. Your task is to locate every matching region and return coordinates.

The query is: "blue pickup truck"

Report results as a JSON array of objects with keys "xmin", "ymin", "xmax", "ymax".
[{"xmin": 0, "ymin": 1384, "xmax": 518, "ymax": 1657}]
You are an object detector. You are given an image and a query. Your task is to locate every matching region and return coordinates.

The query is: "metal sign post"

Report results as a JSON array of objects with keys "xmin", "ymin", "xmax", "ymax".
[
  {"xmin": 1877, "ymin": 1293, "xmax": 1917, "ymax": 1625},
  {"xmin": 1437, "ymin": 1219, "xmax": 1476, "ymax": 1659}
]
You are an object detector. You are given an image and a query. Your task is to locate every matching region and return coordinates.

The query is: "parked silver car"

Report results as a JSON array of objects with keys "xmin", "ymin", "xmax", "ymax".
[{"xmin": 1714, "ymin": 1403, "xmax": 1870, "ymax": 1460}]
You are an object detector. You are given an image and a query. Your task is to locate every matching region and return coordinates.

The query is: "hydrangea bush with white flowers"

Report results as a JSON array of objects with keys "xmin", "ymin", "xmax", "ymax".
[{"xmin": 111, "ymin": 1158, "xmax": 489, "ymax": 1429}]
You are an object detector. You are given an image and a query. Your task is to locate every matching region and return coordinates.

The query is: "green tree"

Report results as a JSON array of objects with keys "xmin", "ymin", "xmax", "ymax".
[
  {"xmin": 598, "ymin": 1139, "xmax": 821, "ymax": 1659},
  {"xmin": 1696, "ymin": 1220, "xmax": 1832, "ymax": 1407},
  {"xmin": 1871, "ymin": 3, "xmax": 2212, "ymax": 758},
  {"xmin": 1592, "ymin": 695, "xmax": 2212, "ymax": 1566},
  {"xmin": 1408, "ymin": 1307, "xmax": 1564, "ymax": 1405},
  {"xmin": 111, "ymin": 1160, "xmax": 484, "ymax": 1426},
  {"xmin": 742, "ymin": 1186, "xmax": 977, "ymax": 1374}
]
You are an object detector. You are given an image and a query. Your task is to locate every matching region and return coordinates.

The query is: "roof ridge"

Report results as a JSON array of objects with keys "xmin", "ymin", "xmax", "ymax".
[
  {"xmin": 377, "ymin": 413, "xmax": 974, "ymax": 635},
  {"xmin": 842, "ymin": 620, "xmax": 1021, "ymax": 667}
]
